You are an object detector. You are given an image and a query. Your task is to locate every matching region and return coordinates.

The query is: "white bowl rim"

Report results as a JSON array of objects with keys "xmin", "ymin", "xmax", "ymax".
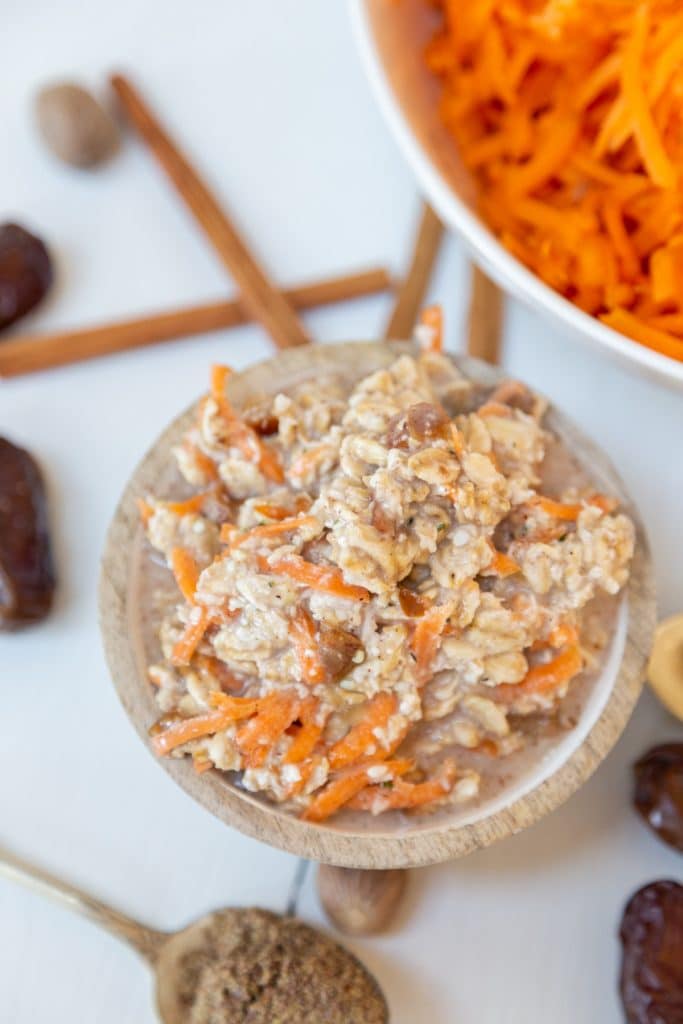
[{"xmin": 349, "ymin": 0, "xmax": 683, "ymax": 390}]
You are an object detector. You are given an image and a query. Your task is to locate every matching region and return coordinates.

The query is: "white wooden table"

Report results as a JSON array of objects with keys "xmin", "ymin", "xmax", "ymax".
[{"xmin": 2, "ymin": 2, "xmax": 682, "ymax": 1021}]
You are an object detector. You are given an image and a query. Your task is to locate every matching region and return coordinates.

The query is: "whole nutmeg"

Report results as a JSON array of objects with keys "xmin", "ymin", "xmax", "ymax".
[
  {"xmin": 35, "ymin": 83, "xmax": 120, "ymax": 168},
  {"xmin": 317, "ymin": 865, "xmax": 407, "ymax": 936},
  {"xmin": 633, "ymin": 743, "xmax": 683, "ymax": 853}
]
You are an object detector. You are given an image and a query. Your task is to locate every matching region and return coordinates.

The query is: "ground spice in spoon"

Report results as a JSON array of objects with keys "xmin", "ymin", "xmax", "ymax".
[{"xmin": 176, "ymin": 908, "xmax": 387, "ymax": 1024}]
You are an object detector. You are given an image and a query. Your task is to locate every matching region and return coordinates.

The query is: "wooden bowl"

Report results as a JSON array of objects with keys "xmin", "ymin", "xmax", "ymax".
[
  {"xmin": 350, "ymin": 0, "xmax": 683, "ymax": 389},
  {"xmin": 99, "ymin": 342, "xmax": 656, "ymax": 869}
]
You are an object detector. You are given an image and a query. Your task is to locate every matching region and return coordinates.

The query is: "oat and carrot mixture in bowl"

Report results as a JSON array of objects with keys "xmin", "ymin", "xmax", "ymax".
[{"xmin": 137, "ymin": 328, "xmax": 634, "ymax": 825}]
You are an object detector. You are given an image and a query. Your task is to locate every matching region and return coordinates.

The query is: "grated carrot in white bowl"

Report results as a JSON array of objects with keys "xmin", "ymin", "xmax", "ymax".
[{"xmin": 425, "ymin": 1, "xmax": 683, "ymax": 361}]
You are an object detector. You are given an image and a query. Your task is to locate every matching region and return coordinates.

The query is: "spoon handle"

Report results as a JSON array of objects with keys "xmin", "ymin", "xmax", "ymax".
[{"xmin": 0, "ymin": 844, "xmax": 167, "ymax": 963}]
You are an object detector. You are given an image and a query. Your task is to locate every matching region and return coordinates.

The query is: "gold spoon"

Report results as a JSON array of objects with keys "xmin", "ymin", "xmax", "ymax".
[
  {"xmin": 0, "ymin": 845, "xmax": 388, "ymax": 1023},
  {"xmin": 648, "ymin": 612, "xmax": 683, "ymax": 722}
]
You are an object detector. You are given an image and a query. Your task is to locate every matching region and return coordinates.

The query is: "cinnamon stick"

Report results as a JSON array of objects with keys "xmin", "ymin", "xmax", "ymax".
[
  {"xmin": 466, "ymin": 264, "xmax": 504, "ymax": 364},
  {"xmin": 0, "ymin": 267, "xmax": 390, "ymax": 378},
  {"xmin": 384, "ymin": 203, "xmax": 444, "ymax": 340},
  {"xmin": 110, "ymin": 73, "xmax": 311, "ymax": 351}
]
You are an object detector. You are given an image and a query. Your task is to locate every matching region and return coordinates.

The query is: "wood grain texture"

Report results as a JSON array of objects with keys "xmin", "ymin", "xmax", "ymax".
[
  {"xmin": 0, "ymin": 268, "xmax": 391, "ymax": 378},
  {"xmin": 99, "ymin": 342, "xmax": 656, "ymax": 869},
  {"xmin": 384, "ymin": 203, "xmax": 444, "ymax": 340},
  {"xmin": 110, "ymin": 74, "xmax": 311, "ymax": 351},
  {"xmin": 467, "ymin": 265, "xmax": 504, "ymax": 364}
]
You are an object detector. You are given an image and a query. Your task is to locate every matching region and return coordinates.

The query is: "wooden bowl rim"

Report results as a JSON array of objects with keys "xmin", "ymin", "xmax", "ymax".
[{"xmin": 99, "ymin": 342, "xmax": 656, "ymax": 868}]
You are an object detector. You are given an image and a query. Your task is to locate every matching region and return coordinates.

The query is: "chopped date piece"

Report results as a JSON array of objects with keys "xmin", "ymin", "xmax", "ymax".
[
  {"xmin": 634, "ymin": 743, "xmax": 683, "ymax": 853},
  {"xmin": 0, "ymin": 223, "xmax": 53, "ymax": 331},
  {"xmin": 0, "ymin": 438, "xmax": 55, "ymax": 628},
  {"xmin": 371, "ymin": 500, "xmax": 395, "ymax": 535},
  {"xmin": 317, "ymin": 624, "xmax": 364, "ymax": 683},
  {"xmin": 619, "ymin": 880, "xmax": 683, "ymax": 1024},
  {"xmin": 487, "ymin": 379, "xmax": 537, "ymax": 416},
  {"xmin": 398, "ymin": 587, "xmax": 430, "ymax": 617},
  {"xmin": 447, "ymin": 384, "xmax": 491, "ymax": 416},
  {"xmin": 243, "ymin": 405, "xmax": 279, "ymax": 436},
  {"xmin": 385, "ymin": 402, "xmax": 451, "ymax": 449}
]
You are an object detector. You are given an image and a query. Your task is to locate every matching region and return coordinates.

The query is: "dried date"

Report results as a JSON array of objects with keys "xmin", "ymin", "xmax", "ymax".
[
  {"xmin": 386, "ymin": 402, "xmax": 451, "ymax": 449},
  {"xmin": 316, "ymin": 624, "xmax": 364, "ymax": 684},
  {"xmin": 620, "ymin": 880, "xmax": 683, "ymax": 1024},
  {"xmin": 0, "ymin": 223, "xmax": 53, "ymax": 331},
  {"xmin": 0, "ymin": 438, "xmax": 55, "ymax": 628},
  {"xmin": 634, "ymin": 743, "xmax": 683, "ymax": 853}
]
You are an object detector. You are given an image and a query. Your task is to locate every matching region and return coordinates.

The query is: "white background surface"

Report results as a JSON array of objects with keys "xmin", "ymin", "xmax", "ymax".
[{"xmin": 1, "ymin": 2, "xmax": 682, "ymax": 1022}]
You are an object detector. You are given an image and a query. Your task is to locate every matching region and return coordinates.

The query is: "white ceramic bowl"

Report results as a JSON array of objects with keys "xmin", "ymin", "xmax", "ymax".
[{"xmin": 350, "ymin": 0, "xmax": 683, "ymax": 390}]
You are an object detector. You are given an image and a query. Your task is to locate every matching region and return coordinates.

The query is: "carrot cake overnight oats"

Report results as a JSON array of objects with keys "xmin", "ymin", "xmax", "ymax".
[{"xmin": 138, "ymin": 317, "xmax": 634, "ymax": 823}]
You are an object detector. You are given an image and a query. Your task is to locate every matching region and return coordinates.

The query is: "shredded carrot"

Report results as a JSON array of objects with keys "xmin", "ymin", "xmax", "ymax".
[
  {"xmin": 496, "ymin": 645, "xmax": 583, "ymax": 702},
  {"xmin": 288, "ymin": 445, "xmax": 331, "ymax": 479},
  {"xmin": 185, "ymin": 443, "xmax": 219, "ymax": 482},
  {"xmin": 589, "ymin": 494, "xmax": 619, "ymax": 514},
  {"xmin": 650, "ymin": 244, "xmax": 683, "ymax": 305},
  {"xmin": 252, "ymin": 497, "xmax": 311, "ymax": 520},
  {"xmin": 284, "ymin": 697, "xmax": 326, "ymax": 764},
  {"xmin": 527, "ymin": 496, "xmax": 583, "ymax": 521},
  {"xmin": 529, "ymin": 620, "xmax": 579, "ymax": 653},
  {"xmin": 528, "ymin": 493, "xmax": 616, "ymax": 522},
  {"xmin": 328, "ymin": 692, "xmax": 398, "ymax": 772},
  {"xmin": 303, "ymin": 758, "xmax": 414, "ymax": 822},
  {"xmin": 210, "ymin": 364, "xmax": 284, "ymax": 483},
  {"xmin": 348, "ymin": 759, "xmax": 458, "ymax": 812},
  {"xmin": 419, "ymin": 305, "xmax": 444, "ymax": 352},
  {"xmin": 483, "ymin": 542, "xmax": 520, "ymax": 578},
  {"xmin": 254, "ymin": 444, "xmax": 285, "ymax": 485},
  {"xmin": 646, "ymin": 313, "xmax": 683, "ymax": 334},
  {"xmin": 411, "ymin": 603, "xmax": 453, "ymax": 684},
  {"xmin": 258, "ymin": 554, "xmax": 370, "ymax": 602},
  {"xmin": 226, "ymin": 515, "xmax": 319, "ymax": 550},
  {"xmin": 284, "ymin": 754, "xmax": 324, "ymax": 798},
  {"xmin": 171, "ymin": 607, "xmax": 210, "ymax": 666},
  {"xmin": 193, "ymin": 755, "xmax": 213, "ymax": 775},
  {"xmin": 620, "ymin": 7, "xmax": 676, "ymax": 190},
  {"xmin": 151, "ymin": 695, "xmax": 258, "ymax": 756},
  {"xmin": 424, "ymin": 1, "xmax": 683, "ymax": 363},
  {"xmin": 601, "ymin": 309, "xmax": 683, "ymax": 361},
  {"xmin": 236, "ymin": 690, "xmax": 303, "ymax": 765},
  {"xmin": 210, "ymin": 364, "xmax": 233, "ymax": 416},
  {"xmin": 218, "ymin": 522, "xmax": 238, "ymax": 546},
  {"xmin": 137, "ymin": 497, "xmax": 153, "ymax": 524},
  {"xmin": 207, "ymin": 691, "xmax": 260, "ymax": 715},
  {"xmin": 289, "ymin": 609, "xmax": 326, "ymax": 685},
  {"xmin": 548, "ymin": 622, "xmax": 580, "ymax": 649},
  {"xmin": 170, "ymin": 547, "xmax": 201, "ymax": 603},
  {"xmin": 164, "ymin": 492, "xmax": 211, "ymax": 517}
]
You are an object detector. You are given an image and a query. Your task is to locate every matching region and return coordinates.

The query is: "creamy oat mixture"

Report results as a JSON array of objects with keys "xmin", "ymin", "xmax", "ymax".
[{"xmin": 140, "ymin": 341, "xmax": 634, "ymax": 822}]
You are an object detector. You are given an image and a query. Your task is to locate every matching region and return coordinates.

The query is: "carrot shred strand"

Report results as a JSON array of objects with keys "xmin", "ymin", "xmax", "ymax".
[{"xmin": 328, "ymin": 692, "xmax": 398, "ymax": 771}]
